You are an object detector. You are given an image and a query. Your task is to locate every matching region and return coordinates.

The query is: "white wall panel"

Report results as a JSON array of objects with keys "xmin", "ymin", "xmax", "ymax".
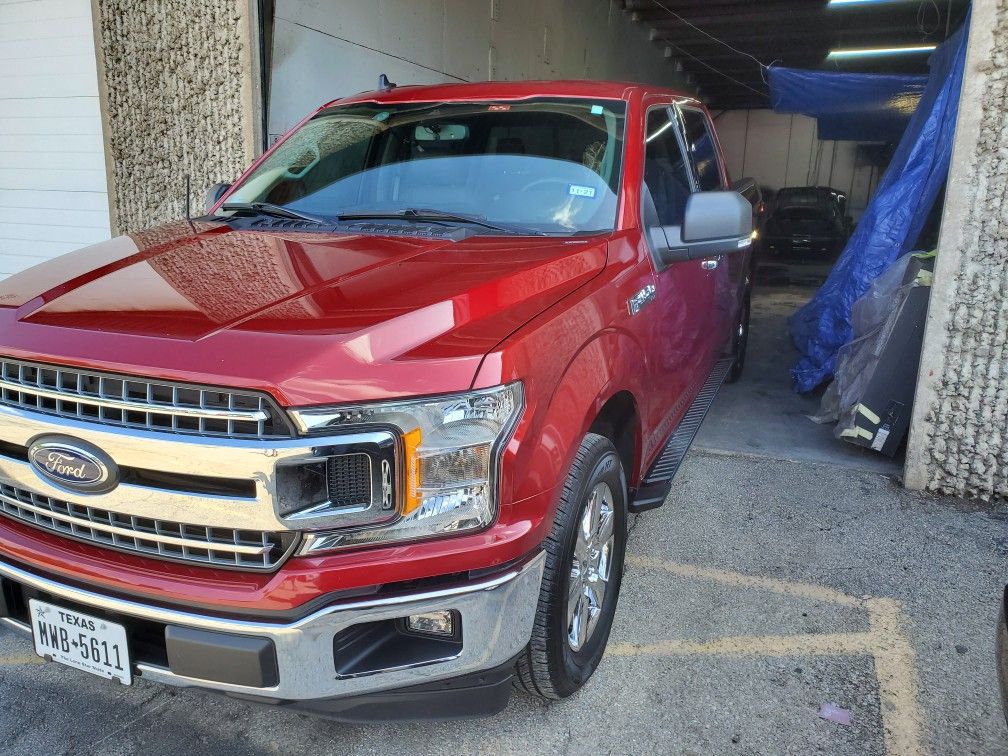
[
  {"xmin": 0, "ymin": 17, "xmax": 91, "ymax": 42},
  {"xmin": 712, "ymin": 110, "xmax": 749, "ymax": 183},
  {"xmin": 0, "ymin": 0, "xmax": 111, "ymax": 280},
  {"xmin": 269, "ymin": 17, "xmax": 454, "ymax": 143},
  {"xmin": 0, "ymin": 34, "xmax": 94, "ymax": 59},
  {"xmin": 0, "ymin": 188, "xmax": 110, "ymax": 211},
  {"xmin": 0, "ymin": 206, "xmax": 109, "ymax": 228},
  {"xmin": 740, "ymin": 109, "xmax": 792, "ymax": 191},
  {"xmin": 784, "ymin": 116, "xmax": 817, "ymax": 188},
  {"xmin": 269, "ymin": 0, "xmax": 690, "ymax": 139},
  {"xmin": 719, "ymin": 108, "xmax": 882, "ymax": 218}
]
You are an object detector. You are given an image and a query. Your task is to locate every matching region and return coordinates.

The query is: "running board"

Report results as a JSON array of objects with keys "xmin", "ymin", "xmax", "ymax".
[{"xmin": 629, "ymin": 357, "xmax": 734, "ymax": 513}]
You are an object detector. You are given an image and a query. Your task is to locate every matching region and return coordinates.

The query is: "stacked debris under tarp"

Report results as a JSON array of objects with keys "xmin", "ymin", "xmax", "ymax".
[
  {"xmin": 782, "ymin": 15, "xmax": 969, "ymax": 392},
  {"xmin": 810, "ymin": 252, "xmax": 934, "ymax": 456}
]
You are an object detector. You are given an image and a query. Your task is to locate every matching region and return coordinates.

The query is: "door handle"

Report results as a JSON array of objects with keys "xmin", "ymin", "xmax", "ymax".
[{"xmin": 701, "ymin": 258, "xmax": 719, "ymax": 270}]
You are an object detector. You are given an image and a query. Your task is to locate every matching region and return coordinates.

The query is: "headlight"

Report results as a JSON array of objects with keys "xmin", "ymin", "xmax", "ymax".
[{"xmin": 287, "ymin": 383, "xmax": 523, "ymax": 552}]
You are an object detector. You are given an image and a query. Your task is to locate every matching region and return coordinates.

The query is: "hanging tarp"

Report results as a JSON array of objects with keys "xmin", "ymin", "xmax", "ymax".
[
  {"xmin": 769, "ymin": 68, "xmax": 927, "ymax": 142},
  {"xmin": 787, "ymin": 12, "xmax": 970, "ymax": 393}
]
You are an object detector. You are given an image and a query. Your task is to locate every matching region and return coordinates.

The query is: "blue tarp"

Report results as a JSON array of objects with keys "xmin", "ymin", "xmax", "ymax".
[
  {"xmin": 786, "ymin": 13, "xmax": 971, "ymax": 392},
  {"xmin": 770, "ymin": 68, "xmax": 928, "ymax": 142}
]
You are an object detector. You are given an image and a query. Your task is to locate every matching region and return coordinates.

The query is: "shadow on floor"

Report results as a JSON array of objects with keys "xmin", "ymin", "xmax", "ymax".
[{"xmin": 695, "ymin": 260, "xmax": 901, "ymax": 476}]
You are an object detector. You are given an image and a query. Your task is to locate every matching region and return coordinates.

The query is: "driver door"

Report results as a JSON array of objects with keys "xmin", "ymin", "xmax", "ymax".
[{"xmin": 639, "ymin": 104, "xmax": 719, "ymax": 439}]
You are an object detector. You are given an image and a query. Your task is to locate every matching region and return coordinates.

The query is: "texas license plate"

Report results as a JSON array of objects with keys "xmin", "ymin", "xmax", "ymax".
[{"xmin": 29, "ymin": 599, "xmax": 131, "ymax": 684}]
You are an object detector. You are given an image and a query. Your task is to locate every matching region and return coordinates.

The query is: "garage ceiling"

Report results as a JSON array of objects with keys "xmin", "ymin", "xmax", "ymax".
[{"xmin": 623, "ymin": 0, "xmax": 971, "ymax": 109}]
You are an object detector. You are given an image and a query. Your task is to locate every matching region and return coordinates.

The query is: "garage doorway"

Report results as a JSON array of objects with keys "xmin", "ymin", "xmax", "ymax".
[{"xmin": 616, "ymin": 0, "xmax": 973, "ymax": 475}]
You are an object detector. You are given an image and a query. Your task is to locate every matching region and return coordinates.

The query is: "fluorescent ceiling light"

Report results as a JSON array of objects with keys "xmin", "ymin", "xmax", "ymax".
[
  {"xmin": 828, "ymin": 44, "xmax": 937, "ymax": 58},
  {"xmin": 828, "ymin": 0, "xmax": 915, "ymax": 5}
]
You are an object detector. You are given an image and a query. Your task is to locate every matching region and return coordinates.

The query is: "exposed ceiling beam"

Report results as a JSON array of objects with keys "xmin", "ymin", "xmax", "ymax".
[
  {"xmin": 653, "ymin": 24, "xmax": 927, "ymax": 45},
  {"xmin": 626, "ymin": 0, "xmax": 825, "ymax": 12},
  {"xmin": 653, "ymin": 34, "xmax": 936, "ymax": 59},
  {"xmin": 643, "ymin": 4, "xmax": 933, "ymax": 26},
  {"xmin": 625, "ymin": 0, "xmax": 963, "ymax": 108}
]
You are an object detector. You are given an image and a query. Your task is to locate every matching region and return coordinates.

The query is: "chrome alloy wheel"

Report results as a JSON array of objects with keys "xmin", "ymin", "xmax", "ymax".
[{"xmin": 567, "ymin": 481, "xmax": 615, "ymax": 652}]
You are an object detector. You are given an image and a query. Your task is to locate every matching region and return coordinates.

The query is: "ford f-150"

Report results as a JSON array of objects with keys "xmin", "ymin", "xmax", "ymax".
[{"xmin": 0, "ymin": 80, "xmax": 752, "ymax": 719}]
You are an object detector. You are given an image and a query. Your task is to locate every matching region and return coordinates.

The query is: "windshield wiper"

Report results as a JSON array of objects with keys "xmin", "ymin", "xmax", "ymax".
[
  {"xmin": 337, "ymin": 208, "xmax": 544, "ymax": 236},
  {"xmin": 221, "ymin": 202, "xmax": 328, "ymax": 225}
]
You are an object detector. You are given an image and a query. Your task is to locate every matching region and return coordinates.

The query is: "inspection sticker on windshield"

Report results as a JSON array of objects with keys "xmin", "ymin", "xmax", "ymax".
[{"xmin": 568, "ymin": 184, "xmax": 597, "ymax": 198}]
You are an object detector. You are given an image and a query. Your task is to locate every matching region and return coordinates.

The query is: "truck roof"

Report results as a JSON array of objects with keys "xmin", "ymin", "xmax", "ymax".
[{"xmin": 328, "ymin": 79, "xmax": 697, "ymax": 109}]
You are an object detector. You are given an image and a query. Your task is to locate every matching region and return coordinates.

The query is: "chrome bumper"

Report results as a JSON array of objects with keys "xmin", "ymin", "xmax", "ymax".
[{"xmin": 0, "ymin": 551, "xmax": 545, "ymax": 701}]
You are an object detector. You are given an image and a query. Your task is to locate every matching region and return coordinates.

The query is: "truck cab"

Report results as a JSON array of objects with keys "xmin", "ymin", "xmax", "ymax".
[{"xmin": 0, "ymin": 81, "xmax": 752, "ymax": 718}]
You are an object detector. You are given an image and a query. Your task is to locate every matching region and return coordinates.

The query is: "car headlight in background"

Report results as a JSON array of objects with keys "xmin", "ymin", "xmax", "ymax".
[{"xmin": 286, "ymin": 383, "xmax": 523, "ymax": 552}]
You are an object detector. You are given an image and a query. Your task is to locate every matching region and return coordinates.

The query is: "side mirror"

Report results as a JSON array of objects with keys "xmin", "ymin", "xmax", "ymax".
[
  {"xmin": 205, "ymin": 182, "xmax": 231, "ymax": 213},
  {"xmin": 653, "ymin": 191, "xmax": 754, "ymax": 266}
]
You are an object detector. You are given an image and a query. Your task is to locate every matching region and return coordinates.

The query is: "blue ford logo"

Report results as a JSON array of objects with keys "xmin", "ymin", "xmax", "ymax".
[{"xmin": 28, "ymin": 436, "xmax": 118, "ymax": 494}]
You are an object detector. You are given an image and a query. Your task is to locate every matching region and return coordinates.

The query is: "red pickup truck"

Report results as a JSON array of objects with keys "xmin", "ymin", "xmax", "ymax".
[{"xmin": 0, "ymin": 81, "xmax": 752, "ymax": 719}]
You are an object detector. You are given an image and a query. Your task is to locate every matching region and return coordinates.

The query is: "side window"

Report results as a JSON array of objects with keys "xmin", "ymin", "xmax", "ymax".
[
  {"xmin": 679, "ymin": 108, "xmax": 725, "ymax": 192},
  {"xmin": 642, "ymin": 107, "xmax": 693, "ymax": 228}
]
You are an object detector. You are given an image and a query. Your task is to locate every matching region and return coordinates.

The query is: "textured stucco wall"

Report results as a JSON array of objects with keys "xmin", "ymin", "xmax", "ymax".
[
  {"xmin": 94, "ymin": 0, "xmax": 258, "ymax": 234},
  {"xmin": 906, "ymin": 0, "xmax": 1008, "ymax": 501}
]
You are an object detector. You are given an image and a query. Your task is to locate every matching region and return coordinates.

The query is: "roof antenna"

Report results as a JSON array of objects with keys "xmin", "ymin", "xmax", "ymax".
[
  {"xmin": 184, "ymin": 173, "xmax": 196, "ymax": 232},
  {"xmin": 378, "ymin": 73, "xmax": 397, "ymax": 92}
]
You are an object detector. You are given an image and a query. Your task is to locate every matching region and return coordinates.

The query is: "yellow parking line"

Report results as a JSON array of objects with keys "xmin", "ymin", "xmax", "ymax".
[
  {"xmin": 625, "ymin": 553, "xmax": 863, "ymax": 608},
  {"xmin": 0, "ymin": 654, "xmax": 42, "ymax": 666},
  {"xmin": 866, "ymin": 598, "xmax": 924, "ymax": 756},
  {"xmin": 617, "ymin": 556, "xmax": 926, "ymax": 756},
  {"xmin": 607, "ymin": 631, "xmax": 876, "ymax": 657}
]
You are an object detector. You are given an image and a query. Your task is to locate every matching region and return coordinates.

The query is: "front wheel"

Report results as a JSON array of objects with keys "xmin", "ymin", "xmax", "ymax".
[{"xmin": 515, "ymin": 433, "xmax": 627, "ymax": 700}]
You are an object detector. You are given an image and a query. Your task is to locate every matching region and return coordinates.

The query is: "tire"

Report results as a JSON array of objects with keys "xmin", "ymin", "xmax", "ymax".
[
  {"xmin": 515, "ymin": 432, "xmax": 627, "ymax": 700},
  {"xmin": 725, "ymin": 287, "xmax": 751, "ymax": 383}
]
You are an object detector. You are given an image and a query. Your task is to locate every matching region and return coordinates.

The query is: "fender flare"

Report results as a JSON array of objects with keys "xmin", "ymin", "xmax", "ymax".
[{"xmin": 514, "ymin": 326, "xmax": 647, "ymax": 524}]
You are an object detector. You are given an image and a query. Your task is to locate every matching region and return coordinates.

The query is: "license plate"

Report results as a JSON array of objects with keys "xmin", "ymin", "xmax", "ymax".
[{"xmin": 29, "ymin": 599, "xmax": 131, "ymax": 684}]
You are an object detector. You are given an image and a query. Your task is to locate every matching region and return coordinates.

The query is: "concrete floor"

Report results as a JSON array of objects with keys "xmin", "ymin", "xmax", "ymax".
[
  {"xmin": 695, "ymin": 260, "xmax": 900, "ymax": 476},
  {"xmin": 1, "ymin": 263, "xmax": 1006, "ymax": 755}
]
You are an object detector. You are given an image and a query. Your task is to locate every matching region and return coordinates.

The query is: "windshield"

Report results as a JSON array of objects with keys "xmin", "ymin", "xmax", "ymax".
[{"xmin": 222, "ymin": 98, "xmax": 627, "ymax": 235}]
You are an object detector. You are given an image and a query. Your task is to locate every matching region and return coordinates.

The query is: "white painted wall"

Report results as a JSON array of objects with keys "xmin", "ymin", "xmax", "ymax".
[
  {"xmin": 715, "ymin": 109, "xmax": 882, "ymax": 218},
  {"xmin": 268, "ymin": 0, "xmax": 690, "ymax": 140},
  {"xmin": 0, "ymin": 0, "xmax": 111, "ymax": 280}
]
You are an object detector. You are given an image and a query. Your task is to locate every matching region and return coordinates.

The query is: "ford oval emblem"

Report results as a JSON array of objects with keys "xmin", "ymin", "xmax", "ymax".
[{"xmin": 27, "ymin": 436, "xmax": 119, "ymax": 494}]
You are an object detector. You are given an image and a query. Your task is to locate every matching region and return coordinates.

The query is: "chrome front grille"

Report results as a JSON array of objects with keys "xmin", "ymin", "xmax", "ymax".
[
  {"xmin": 0, "ymin": 482, "xmax": 297, "ymax": 571},
  {"xmin": 0, "ymin": 357, "xmax": 292, "ymax": 439}
]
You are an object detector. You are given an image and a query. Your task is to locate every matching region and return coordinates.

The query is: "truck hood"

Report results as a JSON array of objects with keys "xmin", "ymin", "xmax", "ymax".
[{"xmin": 0, "ymin": 221, "xmax": 607, "ymax": 405}]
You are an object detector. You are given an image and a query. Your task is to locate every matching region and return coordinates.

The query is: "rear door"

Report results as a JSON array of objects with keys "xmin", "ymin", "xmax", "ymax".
[{"xmin": 639, "ymin": 103, "xmax": 718, "ymax": 439}]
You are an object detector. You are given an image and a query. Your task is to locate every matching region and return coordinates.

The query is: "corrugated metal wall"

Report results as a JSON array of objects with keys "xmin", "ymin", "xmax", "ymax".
[{"xmin": 0, "ymin": 0, "xmax": 111, "ymax": 280}]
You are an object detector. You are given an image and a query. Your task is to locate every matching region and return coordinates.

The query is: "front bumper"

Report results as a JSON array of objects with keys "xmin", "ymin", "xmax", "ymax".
[{"xmin": 0, "ymin": 550, "xmax": 545, "ymax": 715}]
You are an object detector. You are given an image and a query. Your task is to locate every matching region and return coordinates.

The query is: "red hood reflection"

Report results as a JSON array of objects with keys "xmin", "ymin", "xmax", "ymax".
[{"xmin": 0, "ymin": 221, "xmax": 606, "ymax": 405}]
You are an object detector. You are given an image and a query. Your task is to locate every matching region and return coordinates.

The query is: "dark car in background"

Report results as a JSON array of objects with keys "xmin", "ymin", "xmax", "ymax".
[{"xmin": 764, "ymin": 186, "xmax": 851, "ymax": 259}]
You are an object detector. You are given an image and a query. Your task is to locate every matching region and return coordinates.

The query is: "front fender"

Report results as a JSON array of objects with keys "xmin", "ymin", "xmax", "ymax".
[
  {"xmin": 476, "ymin": 315, "xmax": 649, "ymax": 549},
  {"xmin": 528, "ymin": 327, "xmax": 646, "ymax": 494}
]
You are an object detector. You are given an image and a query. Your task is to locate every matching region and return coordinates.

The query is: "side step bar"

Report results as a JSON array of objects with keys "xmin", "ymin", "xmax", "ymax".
[{"xmin": 629, "ymin": 357, "xmax": 734, "ymax": 513}]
